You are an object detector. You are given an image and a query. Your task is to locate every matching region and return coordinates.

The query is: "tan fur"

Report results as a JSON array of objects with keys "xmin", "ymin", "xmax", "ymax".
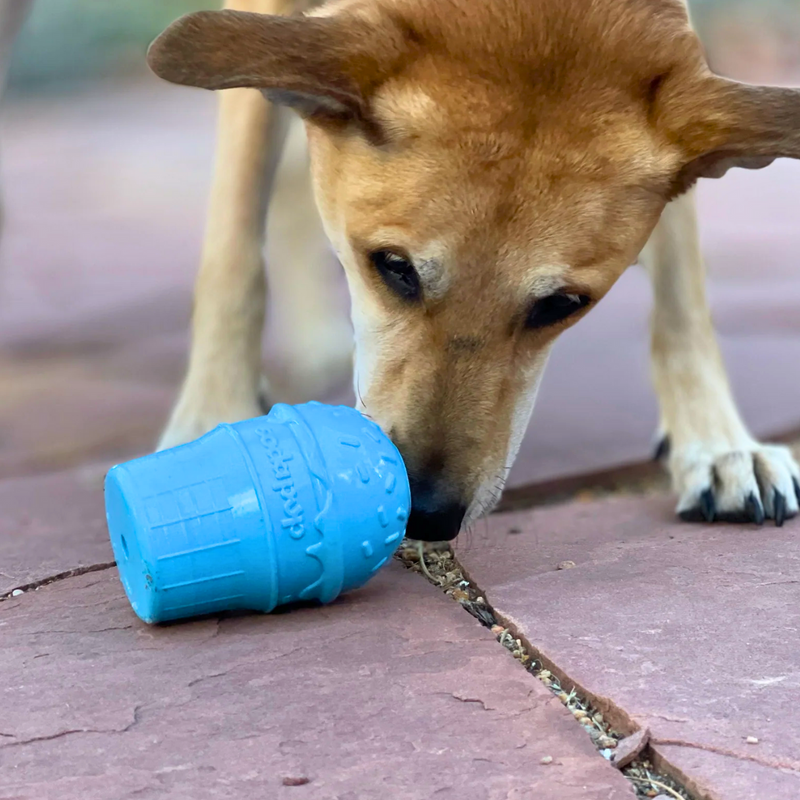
[{"xmin": 641, "ymin": 189, "xmax": 799, "ymax": 520}]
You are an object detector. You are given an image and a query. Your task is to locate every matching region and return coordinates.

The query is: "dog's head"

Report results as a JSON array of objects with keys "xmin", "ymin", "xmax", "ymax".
[{"xmin": 149, "ymin": 0, "xmax": 800, "ymax": 540}]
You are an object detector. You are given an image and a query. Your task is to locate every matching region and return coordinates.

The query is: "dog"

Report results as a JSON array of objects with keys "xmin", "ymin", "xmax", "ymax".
[{"xmin": 7, "ymin": 0, "xmax": 800, "ymax": 542}]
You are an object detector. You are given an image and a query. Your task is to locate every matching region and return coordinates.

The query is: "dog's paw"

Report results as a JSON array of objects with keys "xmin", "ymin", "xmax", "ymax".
[
  {"xmin": 156, "ymin": 383, "xmax": 268, "ymax": 452},
  {"xmin": 661, "ymin": 438, "xmax": 800, "ymax": 527}
]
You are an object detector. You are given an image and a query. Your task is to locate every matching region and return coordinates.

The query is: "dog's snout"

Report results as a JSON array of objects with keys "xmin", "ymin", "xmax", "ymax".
[
  {"xmin": 406, "ymin": 503, "xmax": 467, "ymax": 542},
  {"xmin": 405, "ymin": 476, "xmax": 467, "ymax": 542}
]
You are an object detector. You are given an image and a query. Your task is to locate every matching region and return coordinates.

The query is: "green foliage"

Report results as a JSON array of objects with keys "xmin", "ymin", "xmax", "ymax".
[{"xmin": 8, "ymin": 0, "xmax": 213, "ymax": 93}]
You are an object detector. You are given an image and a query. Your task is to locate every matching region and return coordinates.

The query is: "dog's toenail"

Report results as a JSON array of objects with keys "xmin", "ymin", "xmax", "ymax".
[
  {"xmin": 773, "ymin": 490, "xmax": 787, "ymax": 528},
  {"xmin": 700, "ymin": 488, "xmax": 716, "ymax": 523}
]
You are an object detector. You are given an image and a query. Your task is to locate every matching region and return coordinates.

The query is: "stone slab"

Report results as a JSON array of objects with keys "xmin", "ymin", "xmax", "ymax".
[
  {"xmin": 0, "ymin": 564, "xmax": 634, "ymax": 800},
  {"xmin": 0, "ymin": 467, "xmax": 113, "ymax": 594},
  {"xmin": 460, "ymin": 497, "xmax": 800, "ymax": 799}
]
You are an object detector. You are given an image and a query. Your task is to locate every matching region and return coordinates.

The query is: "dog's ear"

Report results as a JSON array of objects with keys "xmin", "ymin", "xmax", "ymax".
[
  {"xmin": 147, "ymin": 10, "xmax": 398, "ymax": 126},
  {"xmin": 664, "ymin": 76, "xmax": 800, "ymax": 196}
]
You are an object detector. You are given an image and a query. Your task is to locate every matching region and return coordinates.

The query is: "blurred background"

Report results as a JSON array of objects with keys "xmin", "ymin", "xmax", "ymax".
[
  {"xmin": 7, "ymin": 0, "xmax": 800, "ymax": 93},
  {"xmin": 1, "ymin": 0, "xmax": 799, "ymax": 491}
]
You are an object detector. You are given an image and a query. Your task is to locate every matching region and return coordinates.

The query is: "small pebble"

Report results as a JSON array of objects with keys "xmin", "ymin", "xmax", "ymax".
[
  {"xmin": 540, "ymin": 756, "xmax": 553, "ymax": 765},
  {"xmin": 597, "ymin": 736, "xmax": 617, "ymax": 749},
  {"xmin": 593, "ymin": 713, "xmax": 604, "ymax": 724},
  {"xmin": 11, "ymin": 589, "xmax": 23, "ymax": 597},
  {"xmin": 746, "ymin": 736, "xmax": 759, "ymax": 745},
  {"xmin": 645, "ymin": 791, "xmax": 658, "ymax": 798},
  {"xmin": 539, "ymin": 669, "xmax": 551, "ymax": 679},
  {"xmin": 557, "ymin": 560, "xmax": 576, "ymax": 570},
  {"xmin": 508, "ymin": 527, "xmax": 522, "ymax": 535},
  {"xmin": 476, "ymin": 597, "xmax": 485, "ymax": 605},
  {"xmin": 572, "ymin": 709, "xmax": 587, "ymax": 720},
  {"xmin": 491, "ymin": 624, "xmax": 505, "ymax": 635},
  {"xmin": 282, "ymin": 777, "xmax": 310, "ymax": 787},
  {"xmin": 558, "ymin": 692, "xmax": 569, "ymax": 703}
]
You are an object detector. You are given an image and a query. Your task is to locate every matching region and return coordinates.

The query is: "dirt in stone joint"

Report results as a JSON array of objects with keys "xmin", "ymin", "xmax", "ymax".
[{"xmin": 396, "ymin": 542, "xmax": 693, "ymax": 800}]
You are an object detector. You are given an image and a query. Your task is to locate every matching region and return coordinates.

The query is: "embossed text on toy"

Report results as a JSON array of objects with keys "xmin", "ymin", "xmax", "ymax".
[{"xmin": 257, "ymin": 427, "xmax": 305, "ymax": 539}]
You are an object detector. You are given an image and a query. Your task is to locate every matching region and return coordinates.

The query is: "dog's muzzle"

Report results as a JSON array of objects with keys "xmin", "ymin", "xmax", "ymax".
[{"xmin": 405, "ymin": 504, "xmax": 467, "ymax": 542}]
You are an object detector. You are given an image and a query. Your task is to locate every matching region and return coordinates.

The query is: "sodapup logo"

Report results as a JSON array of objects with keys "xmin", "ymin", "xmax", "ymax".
[{"xmin": 256, "ymin": 428, "xmax": 305, "ymax": 540}]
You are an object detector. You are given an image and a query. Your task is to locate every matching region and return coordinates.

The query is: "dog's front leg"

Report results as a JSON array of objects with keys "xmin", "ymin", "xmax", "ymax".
[
  {"xmin": 641, "ymin": 189, "xmax": 800, "ymax": 525},
  {"xmin": 158, "ymin": 0, "xmax": 296, "ymax": 451}
]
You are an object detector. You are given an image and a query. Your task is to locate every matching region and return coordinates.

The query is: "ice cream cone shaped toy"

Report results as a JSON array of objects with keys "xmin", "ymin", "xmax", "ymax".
[{"xmin": 104, "ymin": 403, "xmax": 410, "ymax": 623}]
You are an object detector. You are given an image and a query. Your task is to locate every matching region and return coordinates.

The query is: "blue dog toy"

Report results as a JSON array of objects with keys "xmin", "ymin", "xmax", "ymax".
[{"xmin": 104, "ymin": 403, "xmax": 410, "ymax": 624}]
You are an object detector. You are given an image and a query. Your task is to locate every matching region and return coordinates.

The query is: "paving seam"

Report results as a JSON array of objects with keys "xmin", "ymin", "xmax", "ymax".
[
  {"xmin": 0, "ymin": 561, "xmax": 116, "ymax": 601},
  {"xmin": 397, "ymin": 544, "xmax": 699, "ymax": 800},
  {"xmin": 0, "ymin": 545, "xmax": 706, "ymax": 798}
]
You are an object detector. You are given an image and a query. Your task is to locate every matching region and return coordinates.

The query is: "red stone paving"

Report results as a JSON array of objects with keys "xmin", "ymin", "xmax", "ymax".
[
  {"xmin": 0, "ymin": 561, "xmax": 635, "ymax": 800},
  {"xmin": 0, "ymin": 467, "xmax": 111, "ymax": 595},
  {"xmin": 459, "ymin": 499, "xmax": 800, "ymax": 800},
  {"xmin": 2, "ymin": 82, "xmax": 800, "ymax": 484}
]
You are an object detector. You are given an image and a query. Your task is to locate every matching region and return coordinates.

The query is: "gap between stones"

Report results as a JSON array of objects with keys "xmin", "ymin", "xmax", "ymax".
[
  {"xmin": 0, "ymin": 543, "xmax": 726, "ymax": 798},
  {"xmin": 0, "ymin": 562, "xmax": 117, "ymax": 602},
  {"xmin": 397, "ymin": 543, "xmax": 698, "ymax": 800}
]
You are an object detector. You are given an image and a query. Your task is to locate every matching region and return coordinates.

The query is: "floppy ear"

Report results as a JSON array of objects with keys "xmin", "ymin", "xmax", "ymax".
[
  {"xmin": 147, "ymin": 10, "xmax": 396, "ymax": 126},
  {"xmin": 666, "ymin": 76, "xmax": 800, "ymax": 196}
]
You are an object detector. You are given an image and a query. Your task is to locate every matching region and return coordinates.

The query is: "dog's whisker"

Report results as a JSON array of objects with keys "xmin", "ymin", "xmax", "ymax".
[
  {"xmin": 460, "ymin": 524, "xmax": 473, "ymax": 553},
  {"xmin": 353, "ymin": 370, "xmax": 379, "ymax": 424}
]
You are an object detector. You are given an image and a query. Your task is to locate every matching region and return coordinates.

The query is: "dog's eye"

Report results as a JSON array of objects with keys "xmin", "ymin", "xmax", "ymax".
[
  {"xmin": 370, "ymin": 250, "xmax": 421, "ymax": 302},
  {"xmin": 525, "ymin": 292, "xmax": 591, "ymax": 330}
]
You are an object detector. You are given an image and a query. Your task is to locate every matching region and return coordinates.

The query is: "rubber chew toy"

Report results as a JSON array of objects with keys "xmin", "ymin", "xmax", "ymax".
[{"xmin": 104, "ymin": 403, "xmax": 410, "ymax": 624}]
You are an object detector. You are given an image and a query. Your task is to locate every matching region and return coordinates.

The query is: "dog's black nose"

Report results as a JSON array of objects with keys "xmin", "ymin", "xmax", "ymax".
[
  {"xmin": 405, "ymin": 475, "xmax": 467, "ymax": 541},
  {"xmin": 405, "ymin": 504, "xmax": 467, "ymax": 542}
]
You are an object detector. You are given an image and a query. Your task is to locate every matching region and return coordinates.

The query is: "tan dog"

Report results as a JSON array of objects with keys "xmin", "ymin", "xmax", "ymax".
[
  {"xmin": 146, "ymin": 0, "xmax": 800, "ymax": 541},
  {"xmin": 9, "ymin": 0, "xmax": 800, "ymax": 541}
]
